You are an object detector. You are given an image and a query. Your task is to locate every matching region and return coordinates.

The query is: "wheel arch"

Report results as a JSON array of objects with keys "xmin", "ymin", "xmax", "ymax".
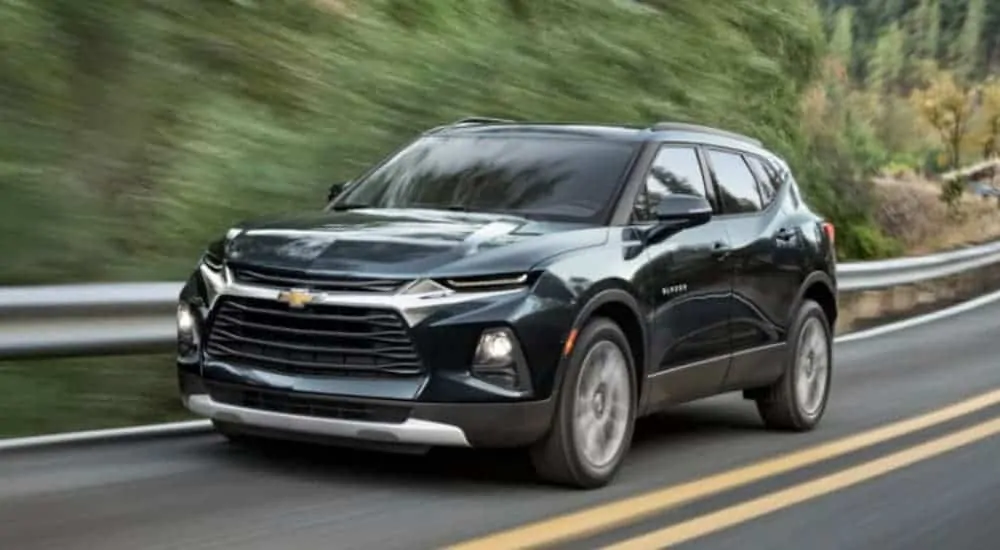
[
  {"xmin": 793, "ymin": 271, "xmax": 838, "ymax": 330},
  {"xmin": 554, "ymin": 288, "xmax": 648, "ymax": 401}
]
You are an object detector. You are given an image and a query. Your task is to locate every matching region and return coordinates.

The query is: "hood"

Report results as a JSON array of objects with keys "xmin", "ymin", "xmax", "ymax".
[{"xmin": 222, "ymin": 208, "xmax": 608, "ymax": 278}]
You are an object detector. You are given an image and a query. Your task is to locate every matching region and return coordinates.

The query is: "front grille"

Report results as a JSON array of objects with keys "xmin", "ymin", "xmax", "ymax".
[
  {"xmin": 207, "ymin": 382, "xmax": 410, "ymax": 423},
  {"xmin": 205, "ymin": 297, "xmax": 424, "ymax": 377},
  {"xmin": 230, "ymin": 265, "xmax": 408, "ymax": 293}
]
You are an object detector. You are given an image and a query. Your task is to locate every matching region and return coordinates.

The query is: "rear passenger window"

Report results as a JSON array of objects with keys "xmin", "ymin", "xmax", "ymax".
[
  {"xmin": 706, "ymin": 150, "xmax": 762, "ymax": 214},
  {"xmin": 632, "ymin": 146, "xmax": 708, "ymax": 222},
  {"xmin": 769, "ymin": 158, "xmax": 800, "ymax": 207},
  {"xmin": 744, "ymin": 155, "xmax": 777, "ymax": 206}
]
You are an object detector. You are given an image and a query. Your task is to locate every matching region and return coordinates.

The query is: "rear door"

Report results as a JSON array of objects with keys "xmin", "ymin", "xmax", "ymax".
[
  {"xmin": 700, "ymin": 147, "xmax": 795, "ymax": 389},
  {"xmin": 743, "ymin": 153, "xmax": 806, "ymax": 311}
]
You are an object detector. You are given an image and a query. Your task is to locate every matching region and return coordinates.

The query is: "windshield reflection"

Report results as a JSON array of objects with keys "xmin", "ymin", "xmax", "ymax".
[{"xmin": 335, "ymin": 135, "xmax": 639, "ymax": 223}]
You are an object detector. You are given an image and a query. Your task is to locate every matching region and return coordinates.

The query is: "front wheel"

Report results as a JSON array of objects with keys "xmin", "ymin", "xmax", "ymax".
[
  {"xmin": 754, "ymin": 299, "xmax": 832, "ymax": 431},
  {"xmin": 530, "ymin": 318, "xmax": 637, "ymax": 489}
]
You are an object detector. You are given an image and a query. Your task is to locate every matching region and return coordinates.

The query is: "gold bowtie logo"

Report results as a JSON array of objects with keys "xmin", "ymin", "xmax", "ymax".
[{"xmin": 277, "ymin": 289, "xmax": 315, "ymax": 309}]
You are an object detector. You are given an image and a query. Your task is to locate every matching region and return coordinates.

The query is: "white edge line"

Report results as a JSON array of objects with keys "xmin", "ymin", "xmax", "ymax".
[
  {"xmin": 5, "ymin": 288, "xmax": 1000, "ymax": 451},
  {"xmin": 0, "ymin": 420, "xmax": 212, "ymax": 452}
]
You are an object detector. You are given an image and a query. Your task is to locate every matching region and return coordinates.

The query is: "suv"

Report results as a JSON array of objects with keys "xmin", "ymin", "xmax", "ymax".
[{"xmin": 176, "ymin": 118, "xmax": 837, "ymax": 488}]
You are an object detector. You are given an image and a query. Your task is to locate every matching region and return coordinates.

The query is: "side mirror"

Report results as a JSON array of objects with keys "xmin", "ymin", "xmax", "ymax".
[
  {"xmin": 327, "ymin": 180, "xmax": 351, "ymax": 202},
  {"xmin": 643, "ymin": 195, "xmax": 713, "ymax": 245},
  {"xmin": 653, "ymin": 194, "xmax": 713, "ymax": 229}
]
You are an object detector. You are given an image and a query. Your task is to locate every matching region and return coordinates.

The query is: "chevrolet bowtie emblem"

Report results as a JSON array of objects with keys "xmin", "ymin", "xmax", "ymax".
[{"xmin": 277, "ymin": 289, "xmax": 315, "ymax": 308}]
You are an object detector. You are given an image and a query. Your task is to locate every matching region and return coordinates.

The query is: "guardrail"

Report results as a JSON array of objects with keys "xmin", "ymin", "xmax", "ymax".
[
  {"xmin": 0, "ymin": 282, "xmax": 181, "ymax": 359},
  {"xmin": 3, "ymin": 238, "xmax": 1000, "ymax": 360},
  {"xmin": 837, "ymin": 239, "xmax": 1000, "ymax": 291}
]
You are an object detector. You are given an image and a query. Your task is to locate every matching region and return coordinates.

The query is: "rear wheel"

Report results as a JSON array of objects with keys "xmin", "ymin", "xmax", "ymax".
[
  {"xmin": 754, "ymin": 299, "xmax": 832, "ymax": 431},
  {"xmin": 530, "ymin": 318, "xmax": 637, "ymax": 489}
]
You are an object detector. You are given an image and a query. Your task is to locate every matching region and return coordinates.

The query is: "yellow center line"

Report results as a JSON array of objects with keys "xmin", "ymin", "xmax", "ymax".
[
  {"xmin": 446, "ymin": 388, "xmax": 1000, "ymax": 550},
  {"xmin": 605, "ymin": 414, "xmax": 1000, "ymax": 549}
]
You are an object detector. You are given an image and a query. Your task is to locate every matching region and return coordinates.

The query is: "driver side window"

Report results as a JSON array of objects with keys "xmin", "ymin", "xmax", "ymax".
[{"xmin": 632, "ymin": 145, "xmax": 709, "ymax": 223}]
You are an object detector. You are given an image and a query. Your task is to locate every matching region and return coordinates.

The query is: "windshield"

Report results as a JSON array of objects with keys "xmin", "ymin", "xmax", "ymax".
[{"xmin": 333, "ymin": 135, "xmax": 639, "ymax": 223}]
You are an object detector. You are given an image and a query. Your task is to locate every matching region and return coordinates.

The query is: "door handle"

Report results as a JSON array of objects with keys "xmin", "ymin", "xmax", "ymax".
[{"xmin": 775, "ymin": 227, "xmax": 796, "ymax": 241}]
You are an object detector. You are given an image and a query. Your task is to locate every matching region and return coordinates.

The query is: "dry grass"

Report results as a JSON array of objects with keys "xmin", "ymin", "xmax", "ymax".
[{"xmin": 873, "ymin": 173, "xmax": 1000, "ymax": 255}]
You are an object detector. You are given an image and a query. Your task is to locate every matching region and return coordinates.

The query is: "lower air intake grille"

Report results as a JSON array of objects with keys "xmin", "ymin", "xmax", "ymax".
[{"xmin": 206, "ymin": 382, "xmax": 410, "ymax": 424}]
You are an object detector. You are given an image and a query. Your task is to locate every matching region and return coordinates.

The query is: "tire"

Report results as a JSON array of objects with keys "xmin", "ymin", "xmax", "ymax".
[
  {"xmin": 754, "ymin": 299, "xmax": 832, "ymax": 431},
  {"xmin": 530, "ymin": 317, "xmax": 637, "ymax": 489}
]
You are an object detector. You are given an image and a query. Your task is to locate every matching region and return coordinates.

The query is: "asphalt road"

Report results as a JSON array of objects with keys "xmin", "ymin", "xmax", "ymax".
[{"xmin": 3, "ymin": 299, "xmax": 1000, "ymax": 550}]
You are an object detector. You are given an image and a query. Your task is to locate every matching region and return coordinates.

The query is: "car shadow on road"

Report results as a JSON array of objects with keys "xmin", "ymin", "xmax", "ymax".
[
  {"xmin": 205, "ymin": 398, "xmax": 766, "ymax": 490},
  {"xmin": 633, "ymin": 399, "xmax": 766, "ymax": 444}
]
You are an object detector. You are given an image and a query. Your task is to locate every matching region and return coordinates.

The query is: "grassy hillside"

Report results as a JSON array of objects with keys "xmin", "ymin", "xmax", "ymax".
[{"xmin": 3, "ymin": 0, "xmax": 885, "ymax": 290}]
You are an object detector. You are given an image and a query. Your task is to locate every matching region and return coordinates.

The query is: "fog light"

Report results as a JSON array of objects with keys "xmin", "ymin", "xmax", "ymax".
[
  {"xmin": 177, "ymin": 303, "xmax": 201, "ymax": 362},
  {"xmin": 474, "ymin": 329, "xmax": 515, "ymax": 365},
  {"xmin": 471, "ymin": 328, "xmax": 530, "ymax": 392}
]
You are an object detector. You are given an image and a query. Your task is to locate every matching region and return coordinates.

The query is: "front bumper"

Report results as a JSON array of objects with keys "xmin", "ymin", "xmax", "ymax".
[
  {"xmin": 176, "ymin": 263, "xmax": 574, "ymax": 449},
  {"xmin": 179, "ymin": 372, "xmax": 554, "ymax": 449}
]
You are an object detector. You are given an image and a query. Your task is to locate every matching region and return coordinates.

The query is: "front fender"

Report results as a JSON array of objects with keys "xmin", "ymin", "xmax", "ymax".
[{"xmin": 548, "ymin": 286, "xmax": 649, "ymax": 400}]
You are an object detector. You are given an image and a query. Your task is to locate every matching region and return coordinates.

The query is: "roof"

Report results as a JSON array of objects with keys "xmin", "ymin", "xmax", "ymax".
[{"xmin": 426, "ymin": 118, "xmax": 769, "ymax": 154}]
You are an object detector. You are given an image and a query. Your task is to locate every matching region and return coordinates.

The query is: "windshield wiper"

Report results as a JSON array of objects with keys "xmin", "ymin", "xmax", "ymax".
[
  {"xmin": 330, "ymin": 202, "xmax": 372, "ymax": 211},
  {"xmin": 409, "ymin": 203, "xmax": 470, "ymax": 212}
]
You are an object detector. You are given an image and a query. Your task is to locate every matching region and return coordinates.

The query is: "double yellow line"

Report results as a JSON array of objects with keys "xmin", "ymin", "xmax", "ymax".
[{"xmin": 448, "ymin": 388, "xmax": 1000, "ymax": 550}]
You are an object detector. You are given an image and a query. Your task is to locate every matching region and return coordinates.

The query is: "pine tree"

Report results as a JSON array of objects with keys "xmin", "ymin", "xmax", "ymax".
[
  {"xmin": 921, "ymin": 0, "xmax": 941, "ymax": 60},
  {"xmin": 830, "ymin": 7, "xmax": 855, "ymax": 62},
  {"xmin": 954, "ymin": 0, "xmax": 985, "ymax": 80},
  {"xmin": 867, "ymin": 22, "xmax": 905, "ymax": 93}
]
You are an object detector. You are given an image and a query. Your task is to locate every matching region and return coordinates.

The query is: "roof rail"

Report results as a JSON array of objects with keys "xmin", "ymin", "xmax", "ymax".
[
  {"xmin": 452, "ymin": 116, "xmax": 515, "ymax": 125},
  {"xmin": 650, "ymin": 122, "xmax": 762, "ymax": 147}
]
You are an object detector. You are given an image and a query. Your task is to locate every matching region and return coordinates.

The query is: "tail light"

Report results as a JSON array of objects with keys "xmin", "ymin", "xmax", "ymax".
[{"xmin": 821, "ymin": 222, "xmax": 835, "ymax": 247}]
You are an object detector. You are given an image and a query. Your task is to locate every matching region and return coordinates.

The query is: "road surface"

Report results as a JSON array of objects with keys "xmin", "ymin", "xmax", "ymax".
[{"xmin": 2, "ymin": 299, "xmax": 1000, "ymax": 549}]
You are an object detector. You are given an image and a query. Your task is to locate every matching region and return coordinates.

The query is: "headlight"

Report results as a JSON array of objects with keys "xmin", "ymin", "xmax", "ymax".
[
  {"xmin": 440, "ymin": 273, "xmax": 530, "ymax": 292},
  {"xmin": 201, "ymin": 250, "xmax": 223, "ymax": 271},
  {"xmin": 177, "ymin": 303, "xmax": 201, "ymax": 363},
  {"xmin": 471, "ymin": 327, "xmax": 531, "ymax": 393},
  {"xmin": 199, "ymin": 228, "xmax": 241, "ymax": 271}
]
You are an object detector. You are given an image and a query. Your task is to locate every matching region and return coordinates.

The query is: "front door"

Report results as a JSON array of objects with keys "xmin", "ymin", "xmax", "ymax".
[{"xmin": 630, "ymin": 144, "xmax": 734, "ymax": 408}]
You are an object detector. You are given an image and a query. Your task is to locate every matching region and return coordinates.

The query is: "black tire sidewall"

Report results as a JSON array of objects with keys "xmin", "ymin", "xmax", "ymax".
[
  {"xmin": 555, "ymin": 318, "xmax": 638, "ymax": 484},
  {"xmin": 784, "ymin": 300, "xmax": 833, "ymax": 427}
]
